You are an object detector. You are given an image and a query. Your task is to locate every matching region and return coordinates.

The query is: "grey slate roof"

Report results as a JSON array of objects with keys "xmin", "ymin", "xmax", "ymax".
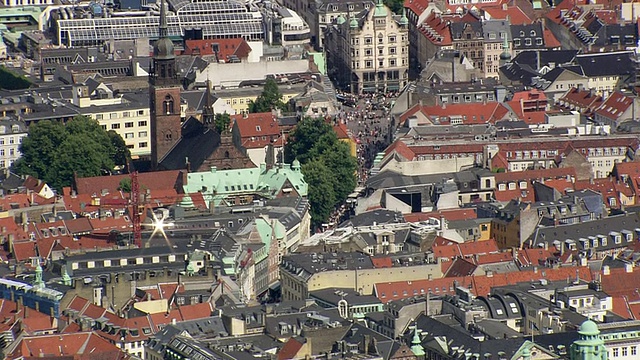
[{"xmin": 158, "ymin": 116, "xmax": 222, "ymax": 170}]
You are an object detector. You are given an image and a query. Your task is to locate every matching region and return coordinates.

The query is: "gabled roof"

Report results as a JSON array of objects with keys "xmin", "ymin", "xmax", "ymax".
[
  {"xmin": 159, "ymin": 117, "xmax": 222, "ymax": 171},
  {"xmin": 593, "ymin": 92, "xmax": 634, "ymax": 120},
  {"xmin": 384, "ymin": 140, "xmax": 415, "ymax": 161},
  {"xmin": 418, "ymin": 11, "xmax": 453, "ymax": 46},
  {"xmin": 231, "ymin": 112, "xmax": 283, "ymax": 149},
  {"xmin": 557, "ymin": 87, "xmax": 603, "ymax": 115},
  {"xmin": 75, "ymin": 170, "xmax": 183, "ymax": 196},
  {"xmin": 7, "ymin": 332, "xmax": 128, "ymax": 359},
  {"xmin": 404, "ymin": 0, "xmax": 430, "ymax": 17},
  {"xmin": 483, "ymin": 5, "xmax": 532, "ymax": 25},
  {"xmin": 575, "ymin": 51, "xmax": 636, "ymax": 77},
  {"xmin": 495, "ymin": 167, "xmax": 576, "ymax": 183}
]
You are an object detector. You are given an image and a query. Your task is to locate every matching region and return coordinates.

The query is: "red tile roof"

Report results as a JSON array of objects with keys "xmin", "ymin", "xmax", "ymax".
[
  {"xmin": 0, "ymin": 193, "xmax": 30, "ymax": 211},
  {"xmin": 543, "ymin": 29, "xmax": 562, "ymax": 49},
  {"xmin": 0, "ymin": 217, "xmax": 28, "ymax": 242},
  {"xmin": 516, "ymin": 247, "xmax": 556, "ymax": 267},
  {"xmin": 404, "ymin": 209, "xmax": 477, "ymax": 223},
  {"xmin": 384, "ymin": 141, "xmax": 415, "ymax": 161},
  {"xmin": 481, "ymin": 5, "xmax": 533, "ymax": 25},
  {"xmin": 7, "ymin": 332, "xmax": 129, "ymax": 360},
  {"xmin": 333, "ymin": 123, "xmax": 352, "ymax": 140},
  {"xmin": 74, "ymin": 171, "xmax": 184, "ymax": 196},
  {"xmin": 494, "ymin": 188, "xmax": 535, "ymax": 203},
  {"xmin": 611, "ymin": 296, "xmax": 634, "ymax": 319},
  {"xmin": 475, "ymin": 252, "xmax": 515, "ymax": 265},
  {"xmin": 371, "ymin": 256, "xmax": 393, "ymax": 268},
  {"xmin": 278, "ymin": 337, "xmax": 304, "ymax": 360},
  {"xmin": 418, "ymin": 11, "xmax": 453, "ymax": 46},
  {"xmin": 419, "ymin": 102, "xmax": 510, "ymax": 125},
  {"xmin": 557, "ymin": 87, "xmax": 603, "ymax": 115},
  {"xmin": 594, "ymin": 92, "xmax": 634, "ymax": 121},
  {"xmin": 88, "ymin": 216, "xmax": 132, "ymax": 235},
  {"xmin": 600, "ymin": 267, "xmax": 640, "ymax": 301},
  {"xmin": 231, "ymin": 112, "xmax": 283, "ymax": 149},
  {"xmin": 374, "ymin": 265, "xmax": 593, "ymax": 302},
  {"xmin": 404, "ymin": 0, "xmax": 430, "ymax": 17},
  {"xmin": 183, "ymin": 38, "xmax": 252, "ymax": 60}
]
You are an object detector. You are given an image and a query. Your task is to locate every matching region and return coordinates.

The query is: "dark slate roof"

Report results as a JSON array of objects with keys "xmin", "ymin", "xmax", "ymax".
[
  {"xmin": 339, "ymin": 209, "xmax": 404, "ymax": 227},
  {"xmin": 500, "ymin": 62, "xmax": 541, "ymax": 85},
  {"xmin": 528, "ymin": 212, "xmax": 640, "ymax": 250},
  {"xmin": 575, "ymin": 51, "xmax": 636, "ymax": 77},
  {"xmin": 510, "ymin": 23, "xmax": 545, "ymax": 52},
  {"xmin": 159, "ymin": 116, "xmax": 221, "ymax": 171},
  {"xmin": 512, "ymin": 50, "xmax": 579, "ymax": 69},
  {"xmin": 594, "ymin": 24, "xmax": 637, "ymax": 47}
]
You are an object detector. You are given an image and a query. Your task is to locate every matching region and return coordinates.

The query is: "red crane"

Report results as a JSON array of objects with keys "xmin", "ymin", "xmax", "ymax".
[{"xmin": 130, "ymin": 170, "xmax": 142, "ymax": 248}]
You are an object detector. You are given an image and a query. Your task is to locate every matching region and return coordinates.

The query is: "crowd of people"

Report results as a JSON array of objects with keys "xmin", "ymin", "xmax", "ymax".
[
  {"xmin": 336, "ymin": 91, "xmax": 397, "ymax": 186},
  {"xmin": 323, "ymin": 91, "xmax": 397, "ymax": 228}
]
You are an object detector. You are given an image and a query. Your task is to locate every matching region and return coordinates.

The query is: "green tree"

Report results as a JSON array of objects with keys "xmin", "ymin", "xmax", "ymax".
[
  {"xmin": 384, "ymin": 0, "xmax": 404, "ymax": 14},
  {"xmin": 0, "ymin": 66, "xmax": 31, "ymax": 90},
  {"xmin": 118, "ymin": 178, "xmax": 132, "ymax": 192},
  {"xmin": 13, "ymin": 115, "xmax": 125, "ymax": 190},
  {"xmin": 248, "ymin": 78, "xmax": 286, "ymax": 113},
  {"xmin": 108, "ymin": 130, "xmax": 131, "ymax": 168},
  {"xmin": 214, "ymin": 113, "xmax": 231, "ymax": 134},
  {"xmin": 13, "ymin": 120, "xmax": 66, "ymax": 181},
  {"xmin": 285, "ymin": 117, "xmax": 357, "ymax": 226},
  {"xmin": 302, "ymin": 160, "xmax": 337, "ymax": 224}
]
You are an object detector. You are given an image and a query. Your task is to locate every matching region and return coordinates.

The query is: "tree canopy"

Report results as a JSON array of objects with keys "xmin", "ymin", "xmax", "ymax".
[
  {"xmin": 248, "ymin": 78, "xmax": 287, "ymax": 113},
  {"xmin": 285, "ymin": 117, "xmax": 357, "ymax": 226},
  {"xmin": 214, "ymin": 113, "xmax": 231, "ymax": 134},
  {"xmin": 13, "ymin": 115, "xmax": 130, "ymax": 190}
]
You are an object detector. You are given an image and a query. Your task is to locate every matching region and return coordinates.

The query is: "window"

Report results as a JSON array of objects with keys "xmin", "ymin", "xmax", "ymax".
[
  {"xmin": 622, "ymin": 347, "xmax": 628, "ymax": 357},
  {"xmin": 631, "ymin": 346, "xmax": 636, "ymax": 356},
  {"xmin": 96, "ymin": 114, "xmax": 104, "ymax": 120},
  {"xmin": 125, "ymin": 132, "xmax": 134, "ymax": 139},
  {"xmin": 138, "ymin": 110, "xmax": 144, "ymax": 115},
  {"xmin": 123, "ymin": 111, "xmax": 130, "ymax": 118},
  {"xmin": 365, "ymin": 61, "xmax": 373, "ymax": 68},
  {"xmin": 138, "ymin": 121, "xmax": 148, "ymax": 127},
  {"xmin": 101, "ymin": 125, "xmax": 107, "ymax": 130},
  {"xmin": 110, "ymin": 113, "xmax": 118, "ymax": 119},
  {"xmin": 514, "ymin": 39, "xmax": 521, "ymax": 46},
  {"xmin": 138, "ymin": 131, "xmax": 147, "ymax": 137},
  {"xmin": 163, "ymin": 95, "xmax": 174, "ymax": 114},
  {"xmin": 536, "ymin": 38, "xmax": 543, "ymax": 46},
  {"xmin": 139, "ymin": 142, "xmax": 148, "ymax": 148},
  {"xmin": 613, "ymin": 348, "xmax": 618, "ymax": 357},
  {"xmin": 124, "ymin": 122, "xmax": 134, "ymax": 128},
  {"xmin": 111, "ymin": 123, "xmax": 120, "ymax": 129},
  {"xmin": 389, "ymin": 36, "xmax": 396, "ymax": 43}
]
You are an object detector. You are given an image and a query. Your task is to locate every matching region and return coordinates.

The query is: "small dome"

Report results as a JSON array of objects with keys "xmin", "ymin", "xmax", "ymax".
[
  {"xmin": 154, "ymin": 38, "xmax": 175, "ymax": 59},
  {"xmin": 350, "ymin": 16, "xmax": 358, "ymax": 28},
  {"xmin": 500, "ymin": 51, "xmax": 511, "ymax": 61},
  {"xmin": 578, "ymin": 320, "xmax": 600, "ymax": 336},
  {"xmin": 336, "ymin": 14, "xmax": 346, "ymax": 25},
  {"xmin": 292, "ymin": 159, "xmax": 301, "ymax": 169}
]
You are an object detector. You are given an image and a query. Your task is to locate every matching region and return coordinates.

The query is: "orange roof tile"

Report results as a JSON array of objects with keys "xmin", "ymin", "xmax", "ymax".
[
  {"xmin": 594, "ymin": 92, "xmax": 634, "ymax": 120},
  {"xmin": 543, "ymin": 29, "xmax": 561, "ymax": 48},
  {"xmin": 278, "ymin": 337, "xmax": 304, "ymax": 360},
  {"xmin": 481, "ymin": 5, "xmax": 532, "ymax": 25},
  {"xmin": 404, "ymin": 209, "xmax": 477, "ymax": 223},
  {"xmin": 183, "ymin": 38, "xmax": 252, "ymax": 60},
  {"xmin": 231, "ymin": 112, "xmax": 283, "ymax": 149},
  {"xmin": 7, "ymin": 332, "xmax": 128, "ymax": 359},
  {"xmin": 371, "ymin": 256, "xmax": 393, "ymax": 268},
  {"xmin": 419, "ymin": 102, "xmax": 510, "ymax": 125},
  {"xmin": 74, "ymin": 170, "xmax": 184, "ymax": 196}
]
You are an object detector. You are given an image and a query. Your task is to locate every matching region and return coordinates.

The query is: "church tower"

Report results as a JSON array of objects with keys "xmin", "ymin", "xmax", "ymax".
[{"xmin": 150, "ymin": 0, "xmax": 181, "ymax": 169}]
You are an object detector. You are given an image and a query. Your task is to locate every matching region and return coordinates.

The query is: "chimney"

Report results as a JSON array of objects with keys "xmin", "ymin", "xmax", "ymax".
[
  {"xmin": 625, "ymin": 263, "xmax": 633, "ymax": 273},
  {"xmin": 602, "ymin": 265, "xmax": 610, "ymax": 276}
]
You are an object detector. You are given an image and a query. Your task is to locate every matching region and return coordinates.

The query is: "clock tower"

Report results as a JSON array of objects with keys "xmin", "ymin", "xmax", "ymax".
[{"xmin": 150, "ymin": 0, "xmax": 181, "ymax": 169}]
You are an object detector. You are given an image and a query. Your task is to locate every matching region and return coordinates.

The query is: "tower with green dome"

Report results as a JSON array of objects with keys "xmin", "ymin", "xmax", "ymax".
[
  {"xmin": 410, "ymin": 326, "xmax": 425, "ymax": 357},
  {"xmin": 570, "ymin": 320, "xmax": 608, "ymax": 360}
]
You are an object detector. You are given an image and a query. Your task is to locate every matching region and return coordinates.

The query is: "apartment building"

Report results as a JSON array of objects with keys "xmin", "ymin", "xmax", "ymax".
[
  {"xmin": 325, "ymin": 0, "xmax": 409, "ymax": 93},
  {"xmin": 0, "ymin": 119, "xmax": 27, "ymax": 169}
]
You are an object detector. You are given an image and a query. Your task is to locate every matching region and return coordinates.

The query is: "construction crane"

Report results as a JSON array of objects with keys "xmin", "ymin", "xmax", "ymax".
[{"xmin": 130, "ymin": 170, "xmax": 142, "ymax": 248}]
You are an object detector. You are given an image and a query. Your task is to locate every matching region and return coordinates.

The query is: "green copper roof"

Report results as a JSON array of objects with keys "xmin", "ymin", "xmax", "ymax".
[
  {"xmin": 500, "ymin": 34, "xmax": 511, "ymax": 61},
  {"xmin": 399, "ymin": 8, "xmax": 409, "ymax": 26},
  {"xmin": 410, "ymin": 327, "xmax": 425, "ymax": 356},
  {"xmin": 336, "ymin": 14, "xmax": 346, "ymax": 25},
  {"xmin": 578, "ymin": 320, "xmax": 600, "ymax": 336},
  {"xmin": 373, "ymin": 0, "xmax": 387, "ymax": 17},
  {"xmin": 182, "ymin": 163, "xmax": 307, "ymax": 208},
  {"xmin": 350, "ymin": 15, "xmax": 359, "ymax": 28}
]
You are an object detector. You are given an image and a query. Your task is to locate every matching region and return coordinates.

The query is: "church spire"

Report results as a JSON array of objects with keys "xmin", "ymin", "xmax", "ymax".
[
  {"xmin": 159, "ymin": 0, "xmax": 168, "ymax": 38},
  {"xmin": 154, "ymin": 0, "xmax": 175, "ymax": 60}
]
